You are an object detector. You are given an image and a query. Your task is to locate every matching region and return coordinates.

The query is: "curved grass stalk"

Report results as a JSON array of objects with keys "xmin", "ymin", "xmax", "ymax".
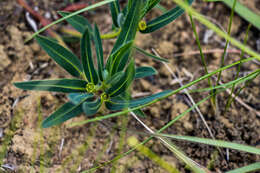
[
  {"xmin": 101, "ymin": 28, "xmax": 121, "ymax": 39},
  {"xmin": 25, "ymin": 0, "xmax": 115, "ymax": 42}
]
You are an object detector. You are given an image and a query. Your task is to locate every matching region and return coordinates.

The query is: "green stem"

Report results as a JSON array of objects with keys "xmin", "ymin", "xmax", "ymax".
[
  {"xmin": 188, "ymin": 13, "xmax": 215, "ymax": 109},
  {"xmin": 101, "ymin": 28, "xmax": 121, "ymax": 39},
  {"xmin": 213, "ymin": 0, "xmax": 237, "ymax": 104},
  {"xmin": 224, "ymin": 24, "xmax": 251, "ymax": 112}
]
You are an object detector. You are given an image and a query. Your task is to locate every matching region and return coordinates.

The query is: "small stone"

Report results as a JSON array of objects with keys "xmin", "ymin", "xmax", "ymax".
[
  {"xmin": 171, "ymin": 102, "xmax": 189, "ymax": 119},
  {"xmin": 31, "ymin": 42, "xmax": 41, "ymax": 52},
  {"xmin": 158, "ymin": 41, "xmax": 175, "ymax": 56},
  {"xmin": 0, "ymin": 45, "xmax": 11, "ymax": 71},
  {"xmin": 135, "ymin": 32, "xmax": 153, "ymax": 48},
  {"xmin": 150, "ymin": 106, "xmax": 160, "ymax": 118},
  {"xmin": 140, "ymin": 79, "xmax": 151, "ymax": 90},
  {"xmin": 183, "ymin": 121, "xmax": 193, "ymax": 132},
  {"xmin": 162, "ymin": 100, "xmax": 171, "ymax": 110}
]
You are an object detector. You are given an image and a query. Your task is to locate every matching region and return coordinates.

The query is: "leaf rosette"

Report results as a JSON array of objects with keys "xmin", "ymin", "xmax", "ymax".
[{"xmin": 14, "ymin": 1, "xmax": 170, "ymax": 128}]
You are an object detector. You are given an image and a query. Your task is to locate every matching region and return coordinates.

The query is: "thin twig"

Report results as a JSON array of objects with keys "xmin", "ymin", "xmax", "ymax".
[
  {"xmin": 62, "ymin": 3, "xmax": 88, "ymax": 12},
  {"xmin": 58, "ymin": 138, "xmax": 65, "ymax": 159}
]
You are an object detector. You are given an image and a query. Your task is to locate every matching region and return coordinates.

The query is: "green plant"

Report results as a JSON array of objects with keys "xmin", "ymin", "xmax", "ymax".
[
  {"xmin": 13, "ymin": 0, "xmax": 260, "ymax": 172},
  {"xmin": 14, "ymin": 0, "xmax": 171, "ymax": 128},
  {"xmin": 59, "ymin": 0, "xmax": 194, "ymax": 37},
  {"xmin": 14, "ymin": 0, "xmax": 196, "ymax": 128}
]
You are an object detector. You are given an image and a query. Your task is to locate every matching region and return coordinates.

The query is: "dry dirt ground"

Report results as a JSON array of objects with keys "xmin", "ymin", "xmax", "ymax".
[{"xmin": 0, "ymin": 0, "xmax": 260, "ymax": 172}]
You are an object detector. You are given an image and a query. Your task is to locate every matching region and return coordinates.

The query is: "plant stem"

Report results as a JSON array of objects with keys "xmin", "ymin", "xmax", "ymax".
[
  {"xmin": 224, "ymin": 23, "xmax": 251, "ymax": 112},
  {"xmin": 188, "ymin": 13, "xmax": 216, "ymax": 110},
  {"xmin": 213, "ymin": 0, "xmax": 237, "ymax": 105},
  {"xmin": 60, "ymin": 27, "xmax": 121, "ymax": 39}
]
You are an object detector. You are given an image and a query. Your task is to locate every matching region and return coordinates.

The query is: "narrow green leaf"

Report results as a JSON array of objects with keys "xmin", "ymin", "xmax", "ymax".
[
  {"xmin": 109, "ymin": 0, "xmax": 120, "ymax": 27},
  {"xmin": 81, "ymin": 28, "xmax": 99, "ymax": 84},
  {"xmin": 108, "ymin": 41, "xmax": 133, "ymax": 75},
  {"xmin": 127, "ymin": 0, "xmax": 132, "ymax": 10},
  {"xmin": 61, "ymin": 35, "xmax": 80, "ymax": 43},
  {"xmin": 42, "ymin": 101, "xmax": 84, "ymax": 128},
  {"xmin": 35, "ymin": 35, "xmax": 83, "ymax": 77},
  {"xmin": 226, "ymin": 162, "xmax": 260, "ymax": 173},
  {"xmin": 106, "ymin": 90, "xmax": 172, "ymax": 111},
  {"xmin": 134, "ymin": 46, "xmax": 169, "ymax": 62},
  {"xmin": 68, "ymin": 93, "xmax": 94, "ymax": 105},
  {"xmin": 111, "ymin": 0, "xmax": 142, "ymax": 54},
  {"xmin": 117, "ymin": 48, "xmax": 131, "ymax": 72},
  {"xmin": 93, "ymin": 24, "xmax": 104, "ymax": 81},
  {"xmin": 107, "ymin": 59, "xmax": 135, "ymax": 97},
  {"xmin": 106, "ymin": 71, "xmax": 124, "ymax": 85},
  {"xmin": 82, "ymin": 98, "xmax": 102, "ymax": 116},
  {"xmin": 133, "ymin": 109, "xmax": 147, "ymax": 118},
  {"xmin": 58, "ymin": 11, "xmax": 93, "ymax": 34},
  {"xmin": 14, "ymin": 79, "xmax": 87, "ymax": 93},
  {"xmin": 151, "ymin": 134, "xmax": 260, "ymax": 155},
  {"xmin": 140, "ymin": 0, "xmax": 194, "ymax": 33},
  {"xmin": 141, "ymin": 0, "xmax": 161, "ymax": 18},
  {"xmin": 155, "ymin": 3, "xmax": 168, "ymax": 13},
  {"xmin": 135, "ymin": 66, "xmax": 157, "ymax": 79}
]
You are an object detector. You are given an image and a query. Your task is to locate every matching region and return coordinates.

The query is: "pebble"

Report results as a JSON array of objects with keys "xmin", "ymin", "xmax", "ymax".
[{"xmin": 0, "ymin": 45, "xmax": 11, "ymax": 71}]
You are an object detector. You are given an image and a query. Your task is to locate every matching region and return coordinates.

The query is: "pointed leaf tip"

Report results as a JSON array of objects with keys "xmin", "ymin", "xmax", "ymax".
[
  {"xmin": 81, "ymin": 28, "xmax": 99, "ymax": 84},
  {"xmin": 35, "ymin": 35, "xmax": 83, "ymax": 77}
]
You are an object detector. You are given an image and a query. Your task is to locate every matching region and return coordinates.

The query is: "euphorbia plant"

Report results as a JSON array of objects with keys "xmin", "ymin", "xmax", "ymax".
[
  {"xmin": 60, "ymin": 0, "xmax": 194, "ymax": 39},
  {"xmin": 14, "ymin": 0, "xmax": 171, "ymax": 128}
]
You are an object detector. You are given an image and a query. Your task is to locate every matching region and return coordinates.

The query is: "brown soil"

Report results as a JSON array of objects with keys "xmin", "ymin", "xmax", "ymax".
[{"xmin": 0, "ymin": 0, "xmax": 259, "ymax": 173}]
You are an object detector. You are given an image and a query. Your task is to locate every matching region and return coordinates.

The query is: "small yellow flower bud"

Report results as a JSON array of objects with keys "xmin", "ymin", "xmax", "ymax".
[
  {"xmin": 101, "ymin": 93, "xmax": 109, "ymax": 102},
  {"xmin": 86, "ymin": 83, "xmax": 95, "ymax": 93},
  {"xmin": 138, "ymin": 20, "xmax": 147, "ymax": 31}
]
